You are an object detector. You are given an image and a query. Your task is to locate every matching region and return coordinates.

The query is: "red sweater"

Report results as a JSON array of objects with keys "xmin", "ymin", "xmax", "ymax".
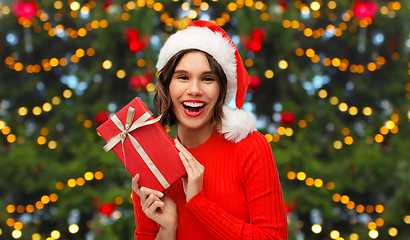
[{"xmin": 133, "ymin": 130, "xmax": 288, "ymax": 239}]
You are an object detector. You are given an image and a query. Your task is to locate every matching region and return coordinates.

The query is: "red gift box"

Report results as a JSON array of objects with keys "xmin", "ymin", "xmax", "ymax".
[{"xmin": 97, "ymin": 97, "xmax": 186, "ymax": 192}]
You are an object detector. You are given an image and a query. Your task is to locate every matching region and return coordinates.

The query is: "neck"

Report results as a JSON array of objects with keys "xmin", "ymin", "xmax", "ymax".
[{"xmin": 177, "ymin": 123, "xmax": 215, "ymax": 148}]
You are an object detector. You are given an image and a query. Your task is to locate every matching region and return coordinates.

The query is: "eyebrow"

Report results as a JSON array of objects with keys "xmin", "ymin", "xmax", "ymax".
[{"xmin": 173, "ymin": 70, "xmax": 214, "ymax": 75}]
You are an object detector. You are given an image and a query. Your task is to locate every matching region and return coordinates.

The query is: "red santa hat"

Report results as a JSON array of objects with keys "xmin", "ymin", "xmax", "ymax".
[{"xmin": 156, "ymin": 20, "xmax": 256, "ymax": 142}]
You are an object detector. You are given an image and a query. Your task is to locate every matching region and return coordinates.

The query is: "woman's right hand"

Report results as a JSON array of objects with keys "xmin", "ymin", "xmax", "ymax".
[{"xmin": 132, "ymin": 174, "xmax": 178, "ymax": 232}]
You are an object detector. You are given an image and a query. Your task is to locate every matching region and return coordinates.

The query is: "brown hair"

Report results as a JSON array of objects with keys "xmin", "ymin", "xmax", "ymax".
[{"xmin": 154, "ymin": 49, "xmax": 227, "ymax": 128}]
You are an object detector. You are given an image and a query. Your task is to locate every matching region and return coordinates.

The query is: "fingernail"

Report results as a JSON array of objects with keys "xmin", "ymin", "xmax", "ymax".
[{"xmin": 157, "ymin": 192, "xmax": 164, "ymax": 197}]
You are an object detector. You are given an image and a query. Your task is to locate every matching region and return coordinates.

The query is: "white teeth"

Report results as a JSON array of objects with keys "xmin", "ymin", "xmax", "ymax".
[{"xmin": 183, "ymin": 102, "xmax": 205, "ymax": 107}]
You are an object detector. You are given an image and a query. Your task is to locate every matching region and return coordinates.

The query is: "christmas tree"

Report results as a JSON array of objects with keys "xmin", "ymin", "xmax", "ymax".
[{"xmin": 1, "ymin": 0, "xmax": 409, "ymax": 239}]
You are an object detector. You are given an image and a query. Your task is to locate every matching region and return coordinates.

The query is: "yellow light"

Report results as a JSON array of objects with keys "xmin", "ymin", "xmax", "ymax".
[
  {"xmin": 338, "ymin": 103, "xmax": 348, "ymax": 112},
  {"xmin": 263, "ymin": 134, "xmax": 272, "ymax": 142},
  {"xmin": 102, "ymin": 60, "xmax": 112, "ymax": 69},
  {"xmin": 348, "ymin": 106, "xmax": 358, "ymax": 115},
  {"xmin": 83, "ymin": 119, "xmax": 92, "ymax": 128},
  {"xmin": 318, "ymin": 89, "xmax": 327, "ymax": 98},
  {"xmin": 54, "ymin": 1, "xmax": 63, "ymax": 9},
  {"xmin": 368, "ymin": 221, "xmax": 377, "ymax": 230},
  {"xmin": 18, "ymin": 107, "xmax": 28, "ymax": 116},
  {"xmin": 32, "ymin": 233, "xmax": 41, "ymax": 240},
  {"xmin": 349, "ymin": 233, "xmax": 359, "ymax": 240},
  {"xmin": 277, "ymin": 126, "xmax": 286, "ymax": 135},
  {"xmin": 13, "ymin": 222, "xmax": 22, "ymax": 231},
  {"xmin": 43, "ymin": 103, "xmax": 52, "ymax": 112},
  {"xmin": 344, "ymin": 136, "xmax": 353, "ymax": 145},
  {"xmin": 304, "ymin": 28, "xmax": 313, "ymax": 37},
  {"xmin": 298, "ymin": 119, "xmax": 307, "ymax": 128},
  {"xmin": 200, "ymin": 2, "xmax": 209, "ymax": 11},
  {"xmin": 366, "ymin": 205, "xmax": 374, "ymax": 213},
  {"xmin": 181, "ymin": 2, "xmax": 189, "ymax": 11},
  {"xmin": 56, "ymin": 182, "xmax": 64, "ymax": 190},
  {"xmin": 363, "ymin": 107, "xmax": 372, "ymax": 116},
  {"xmin": 2, "ymin": 126, "xmax": 11, "ymax": 135},
  {"xmin": 80, "ymin": 6, "xmax": 89, "ymax": 15},
  {"xmin": 7, "ymin": 205, "xmax": 16, "ymax": 213},
  {"xmin": 95, "ymin": 171, "xmax": 104, "ymax": 180},
  {"xmin": 327, "ymin": 182, "xmax": 335, "ymax": 190},
  {"xmin": 37, "ymin": 136, "xmax": 46, "ymax": 145},
  {"xmin": 227, "ymin": 2, "xmax": 237, "ymax": 11},
  {"xmin": 63, "ymin": 89, "xmax": 72, "ymax": 98},
  {"xmin": 14, "ymin": 62, "xmax": 23, "ymax": 71},
  {"xmin": 16, "ymin": 205, "xmax": 25, "ymax": 213},
  {"xmin": 117, "ymin": 70, "xmax": 126, "ymax": 79},
  {"xmin": 26, "ymin": 204, "xmax": 34, "ymax": 213},
  {"xmin": 369, "ymin": 230, "xmax": 378, "ymax": 239},
  {"xmin": 285, "ymin": 128, "xmax": 293, "ymax": 136},
  {"xmin": 50, "ymin": 230, "xmax": 60, "ymax": 239},
  {"xmin": 305, "ymin": 48, "xmax": 315, "ymax": 57},
  {"xmin": 375, "ymin": 204, "xmax": 384, "ymax": 213},
  {"xmin": 404, "ymin": 215, "xmax": 410, "ymax": 224},
  {"xmin": 115, "ymin": 196, "xmax": 124, "ymax": 205},
  {"xmin": 52, "ymin": 96, "xmax": 61, "ymax": 105},
  {"xmin": 332, "ymin": 58, "xmax": 341, "ymax": 67},
  {"xmin": 0, "ymin": 121, "xmax": 5, "ymax": 130},
  {"xmin": 385, "ymin": 120, "xmax": 395, "ymax": 129},
  {"xmin": 76, "ymin": 48, "xmax": 85, "ymax": 57},
  {"xmin": 375, "ymin": 218, "xmax": 384, "ymax": 227},
  {"xmin": 48, "ymin": 141, "xmax": 57, "ymax": 149},
  {"xmin": 187, "ymin": 10, "xmax": 197, "ymax": 19},
  {"xmin": 310, "ymin": 1, "xmax": 320, "ymax": 11},
  {"xmin": 77, "ymin": 177, "xmax": 85, "ymax": 186},
  {"xmin": 334, "ymin": 141, "xmax": 342, "ymax": 149},
  {"xmin": 84, "ymin": 172, "xmax": 94, "ymax": 181},
  {"xmin": 354, "ymin": 204, "xmax": 364, "ymax": 213},
  {"xmin": 388, "ymin": 227, "xmax": 398, "ymax": 237},
  {"xmin": 340, "ymin": 195, "xmax": 349, "ymax": 204},
  {"xmin": 7, "ymin": 218, "xmax": 15, "ymax": 226},
  {"xmin": 35, "ymin": 201, "xmax": 44, "ymax": 209},
  {"xmin": 346, "ymin": 201, "xmax": 355, "ymax": 209},
  {"xmin": 12, "ymin": 230, "xmax": 22, "ymax": 239},
  {"xmin": 314, "ymin": 179, "xmax": 323, "ymax": 187},
  {"xmin": 50, "ymin": 193, "xmax": 58, "ymax": 202},
  {"xmin": 41, "ymin": 195, "xmax": 50, "ymax": 204},
  {"xmin": 381, "ymin": 126, "xmax": 389, "ymax": 135},
  {"xmin": 296, "ymin": 172, "xmax": 306, "ymax": 181},
  {"xmin": 7, "ymin": 134, "xmax": 16, "ymax": 143},
  {"xmin": 374, "ymin": 134, "xmax": 384, "ymax": 143},
  {"xmin": 70, "ymin": 1, "xmax": 80, "ymax": 11},
  {"xmin": 33, "ymin": 106, "xmax": 42, "ymax": 115},
  {"xmin": 301, "ymin": 6, "xmax": 310, "ymax": 14},
  {"xmin": 68, "ymin": 224, "xmax": 79, "ymax": 234},
  {"xmin": 86, "ymin": 48, "xmax": 95, "ymax": 56},
  {"xmin": 330, "ymin": 230, "xmax": 340, "ymax": 239},
  {"xmin": 67, "ymin": 179, "xmax": 77, "ymax": 187},
  {"xmin": 287, "ymin": 171, "xmax": 296, "ymax": 180},
  {"xmin": 295, "ymin": 48, "xmax": 304, "ymax": 56},
  {"xmin": 330, "ymin": 96, "xmax": 339, "ymax": 105},
  {"xmin": 278, "ymin": 60, "xmax": 288, "ymax": 69},
  {"xmin": 305, "ymin": 177, "xmax": 314, "ymax": 186},
  {"xmin": 50, "ymin": 58, "xmax": 59, "ymax": 67},
  {"xmin": 328, "ymin": 1, "xmax": 337, "ymax": 9},
  {"xmin": 2, "ymin": 6, "xmax": 11, "ymax": 15},
  {"xmin": 312, "ymin": 224, "xmax": 322, "ymax": 233},
  {"xmin": 265, "ymin": 70, "xmax": 274, "ymax": 79}
]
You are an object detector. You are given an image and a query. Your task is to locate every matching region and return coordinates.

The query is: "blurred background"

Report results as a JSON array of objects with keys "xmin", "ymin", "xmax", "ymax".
[{"xmin": 1, "ymin": 0, "xmax": 409, "ymax": 239}]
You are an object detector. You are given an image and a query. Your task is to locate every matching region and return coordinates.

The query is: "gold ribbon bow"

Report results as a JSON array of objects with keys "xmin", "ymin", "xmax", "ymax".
[{"xmin": 103, "ymin": 107, "xmax": 170, "ymax": 189}]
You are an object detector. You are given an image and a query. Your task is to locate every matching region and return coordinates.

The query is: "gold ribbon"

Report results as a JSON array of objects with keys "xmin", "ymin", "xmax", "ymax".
[{"xmin": 103, "ymin": 107, "xmax": 170, "ymax": 189}]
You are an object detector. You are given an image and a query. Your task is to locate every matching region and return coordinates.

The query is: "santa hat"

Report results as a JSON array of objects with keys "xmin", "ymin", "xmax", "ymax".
[{"xmin": 156, "ymin": 20, "xmax": 256, "ymax": 143}]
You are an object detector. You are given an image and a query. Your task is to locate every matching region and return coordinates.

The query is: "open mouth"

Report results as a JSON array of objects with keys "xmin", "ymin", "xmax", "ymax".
[{"xmin": 182, "ymin": 102, "xmax": 205, "ymax": 113}]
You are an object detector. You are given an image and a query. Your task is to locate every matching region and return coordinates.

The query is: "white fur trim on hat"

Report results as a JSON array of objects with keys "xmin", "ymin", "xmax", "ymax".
[
  {"xmin": 156, "ymin": 27, "xmax": 237, "ymax": 104},
  {"xmin": 220, "ymin": 105, "xmax": 257, "ymax": 143}
]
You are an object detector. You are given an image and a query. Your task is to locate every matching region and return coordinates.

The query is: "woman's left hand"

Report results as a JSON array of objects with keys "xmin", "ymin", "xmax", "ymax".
[{"xmin": 175, "ymin": 139, "xmax": 204, "ymax": 203}]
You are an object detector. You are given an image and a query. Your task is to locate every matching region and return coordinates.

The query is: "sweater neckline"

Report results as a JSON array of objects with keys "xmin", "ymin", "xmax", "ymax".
[{"xmin": 176, "ymin": 130, "xmax": 223, "ymax": 158}]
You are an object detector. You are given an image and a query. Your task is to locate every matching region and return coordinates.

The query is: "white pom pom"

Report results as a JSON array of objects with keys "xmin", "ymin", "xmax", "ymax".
[{"xmin": 219, "ymin": 105, "xmax": 257, "ymax": 143}]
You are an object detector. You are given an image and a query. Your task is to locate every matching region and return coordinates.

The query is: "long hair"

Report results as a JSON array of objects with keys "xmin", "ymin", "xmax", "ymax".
[{"xmin": 154, "ymin": 49, "xmax": 227, "ymax": 128}]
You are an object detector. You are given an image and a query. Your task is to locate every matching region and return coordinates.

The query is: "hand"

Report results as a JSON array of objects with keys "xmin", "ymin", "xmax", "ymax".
[
  {"xmin": 174, "ymin": 139, "xmax": 204, "ymax": 202},
  {"xmin": 132, "ymin": 174, "xmax": 178, "ymax": 230}
]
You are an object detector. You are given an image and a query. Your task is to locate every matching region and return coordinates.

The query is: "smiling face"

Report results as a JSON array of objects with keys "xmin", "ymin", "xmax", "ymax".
[{"xmin": 169, "ymin": 51, "xmax": 221, "ymax": 132}]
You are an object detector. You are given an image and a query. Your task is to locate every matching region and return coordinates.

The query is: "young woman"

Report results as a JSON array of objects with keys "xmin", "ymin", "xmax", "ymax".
[{"xmin": 132, "ymin": 20, "xmax": 288, "ymax": 240}]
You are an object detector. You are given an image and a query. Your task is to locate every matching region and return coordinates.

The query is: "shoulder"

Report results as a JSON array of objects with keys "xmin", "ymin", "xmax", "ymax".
[{"xmin": 232, "ymin": 131, "xmax": 273, "ymax": 157}]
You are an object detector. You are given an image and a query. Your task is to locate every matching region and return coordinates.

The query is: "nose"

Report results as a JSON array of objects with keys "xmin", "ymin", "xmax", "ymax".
[{"xmin": 187, "ymin": 79, "xmax": 203, "ymax": 96}]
